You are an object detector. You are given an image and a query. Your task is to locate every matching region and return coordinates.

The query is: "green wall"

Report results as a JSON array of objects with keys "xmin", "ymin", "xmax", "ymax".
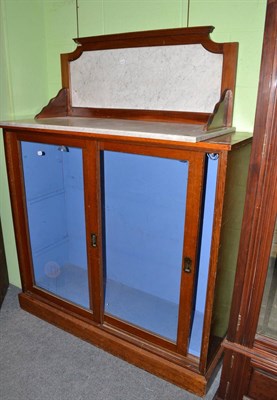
[
  {"xmin": 0, "ymin": 0, "xmax": 49, "ymax": 287},
  {"xmin": 0, "ymin": 0, "xmax": 267, "ymax": 287}
]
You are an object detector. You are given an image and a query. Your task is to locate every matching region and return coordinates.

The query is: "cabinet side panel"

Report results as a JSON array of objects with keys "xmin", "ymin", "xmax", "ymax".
[{"xmin": 207, "ymin": 143, "xmax": 251, "ymax": 363}]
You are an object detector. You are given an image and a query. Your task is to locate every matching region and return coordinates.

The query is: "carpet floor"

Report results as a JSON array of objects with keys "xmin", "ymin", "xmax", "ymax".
[{"xmin": 0, "ymin": 285, "xmax": 221, "ymax": 400}]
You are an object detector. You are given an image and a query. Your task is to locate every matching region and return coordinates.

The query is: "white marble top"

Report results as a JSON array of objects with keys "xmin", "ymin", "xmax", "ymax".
[
  {"xmin": 70, "ymin": 45, "xmax": 223, "ymax": 113},
  {"xmin": 0, "ymin": 117, "xmax": 235, "ymax": 143}
]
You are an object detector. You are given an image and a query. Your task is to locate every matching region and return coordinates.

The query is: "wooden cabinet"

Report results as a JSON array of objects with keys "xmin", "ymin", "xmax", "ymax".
[
  {"xmin": 2, "ymin": 126, "xmax": 251, "ymax": 396},
  {"xmin": 1, "ymin": 27, "xmax": 251, "ymax": 396}
]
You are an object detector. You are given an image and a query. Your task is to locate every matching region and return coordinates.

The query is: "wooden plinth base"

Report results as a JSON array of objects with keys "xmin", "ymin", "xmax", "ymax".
[{"xmin": 19, "ymin": 291, "xmax": 218, "ymax": 396}]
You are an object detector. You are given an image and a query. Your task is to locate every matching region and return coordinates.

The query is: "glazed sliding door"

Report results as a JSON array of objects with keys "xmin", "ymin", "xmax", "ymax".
[
  {"xmin": 100, "ymin": 143, "xmax": 205, "ymax": 355},
  {"xmin": 18, "ymin": 136, "xmax": 95, "ymax": 312}
]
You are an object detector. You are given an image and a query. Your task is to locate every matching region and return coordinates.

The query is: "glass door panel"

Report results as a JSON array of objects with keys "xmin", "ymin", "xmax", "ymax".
[
  {"xmin": 189, "ymin": 156, "xmax": 218, "ymax": 357},
  {"xmin": 21, "ymin": 141, "xmax": 90, "ymax": 309},
  {"xmin": 101, "ymin": 151, "xmax": 188, "ymax": 342},
  {"xmin": 257, "ymin": 217, "xmax": 277, "ymax": 339}
]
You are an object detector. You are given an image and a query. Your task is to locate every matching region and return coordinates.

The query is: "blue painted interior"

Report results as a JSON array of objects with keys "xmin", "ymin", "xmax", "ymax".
[
  {"xmin": 189, "ymin": 156, "xmax": 218, "ymax": 355},
  {"xmin": 21, "ymin": 142, "xmax": 217, "ymax": 357},
  {"xmin": 194, "ymin": 157, "xmax": 218, "ymax": 313},
  {"xmin": 103, "ymin": 151, "xmax": 188, "ymax": 303},
  {"xmin": 21, "ymin": 141, "xmax": 89, "ymax": 308},
  {"xmin": 102, "ymin": 151, "xmax": 218, "ymax": 355},
  {"xmin": 102, "ymin": 151, "xmax": 188, "ymax": 342}
]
